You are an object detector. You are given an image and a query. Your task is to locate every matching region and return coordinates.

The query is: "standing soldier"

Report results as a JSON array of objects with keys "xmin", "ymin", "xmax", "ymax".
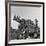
[
  {"xmin": 33, "ymin": 19, "xmax": 38, "ymax": 38},
  {"xmin": 35, "ymin": 19, "xmax": 38, "ymax": 32}
]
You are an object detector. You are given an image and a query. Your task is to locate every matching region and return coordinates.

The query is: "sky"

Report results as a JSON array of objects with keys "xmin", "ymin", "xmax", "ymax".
[{"xmin": 10, "ymin": 5, "xmax": 43, "ymax": 29}]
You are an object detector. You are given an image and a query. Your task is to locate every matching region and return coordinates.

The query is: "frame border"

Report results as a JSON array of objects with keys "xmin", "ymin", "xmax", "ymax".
[{"xmin": 5, "ymin": 1, "xmax": 44, "ymax": 46}]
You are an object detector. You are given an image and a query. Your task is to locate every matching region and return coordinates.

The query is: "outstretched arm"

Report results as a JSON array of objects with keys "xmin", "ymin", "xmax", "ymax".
[{"xmin": 13, "ymin": 15, "xmax": 21, "ymax": 23}]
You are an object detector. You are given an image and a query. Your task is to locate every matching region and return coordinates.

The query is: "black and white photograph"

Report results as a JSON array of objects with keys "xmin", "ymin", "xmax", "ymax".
[{"xmin": 5, "ymin": 1, "xmax": 44, "ymax": 45}]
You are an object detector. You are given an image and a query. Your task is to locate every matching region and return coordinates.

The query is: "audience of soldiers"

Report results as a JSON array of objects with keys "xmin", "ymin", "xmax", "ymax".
[{"xmin": 10, "ymin": 16, "xmax": 40, "ymax": 40}]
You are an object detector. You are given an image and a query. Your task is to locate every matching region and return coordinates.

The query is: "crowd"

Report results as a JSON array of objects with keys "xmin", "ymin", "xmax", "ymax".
[{"xmin": 9, "ymin": 15, "xmax": 40, "ymax": 40}]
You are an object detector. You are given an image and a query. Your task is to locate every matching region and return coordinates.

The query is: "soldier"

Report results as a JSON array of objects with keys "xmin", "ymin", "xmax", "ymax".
[{"xmin": 33, "ymin": 19, "xmax": 38, "ymax": 38}]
